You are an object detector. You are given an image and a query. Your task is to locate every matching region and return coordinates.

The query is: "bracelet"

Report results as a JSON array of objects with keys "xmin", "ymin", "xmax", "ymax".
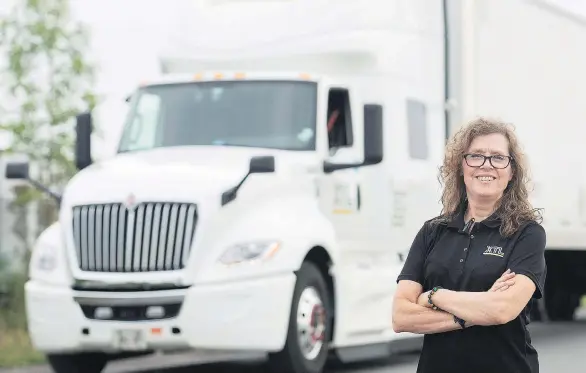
[
  {"xmin": 427, "ymin": 286, "xmax": 443, "ymax": 310},
  {"xmin": 454, "ymin": 315, "xmax": 466, "ymax": 329}
]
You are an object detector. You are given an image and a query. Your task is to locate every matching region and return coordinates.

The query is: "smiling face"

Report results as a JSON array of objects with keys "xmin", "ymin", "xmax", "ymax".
[{"xmin": 462, "ymin": 133, "xmax": 514, "ymax": 201}]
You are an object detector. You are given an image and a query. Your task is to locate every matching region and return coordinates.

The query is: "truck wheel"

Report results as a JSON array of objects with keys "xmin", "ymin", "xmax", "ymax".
[
  {"xmin": 47, "ymin": 352, "xmax": 108, "ymax": 373},
  {"xmin": 267, "ymin": 261, "xmax": 332, "ymax": 373},
  {"xmin": 545, "ymin": 288, "xmax": 577, "ymax": 321}
]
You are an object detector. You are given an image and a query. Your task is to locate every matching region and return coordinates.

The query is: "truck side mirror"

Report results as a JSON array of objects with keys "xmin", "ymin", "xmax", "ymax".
[
  {"xmin": 323, "ymin": 103, "xmax": 384, "ymax": 173},
  {"xmin": 362, "ymin": 104, "xmax": 383, "ymax": 165},
  {"xmin": 5, "ymin": 161, "xmax": 62, "ymax": 205},
  {"xmin": 221, "ymin": 155, "xmax": 276, "ymax": 206},
  {"xmin": 249, "ymin": 156, "xmax": 275, "ymax": 174},
  {"xmin": 5, "ymin": 162, "xmax": 30, "ymax": 180},
  {"xmin": 75, "ymin": 112, "xmax": 93, "ymax": 170}
]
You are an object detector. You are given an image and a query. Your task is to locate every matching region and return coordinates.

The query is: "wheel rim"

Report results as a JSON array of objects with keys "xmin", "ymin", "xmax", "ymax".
[{"xmin": 296, "ymin": 286, "xmax": 326, "ymax": 361}]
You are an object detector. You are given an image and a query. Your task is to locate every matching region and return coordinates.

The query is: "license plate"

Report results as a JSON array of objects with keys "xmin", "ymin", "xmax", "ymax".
[{"xmin": 113, "ymin": 329, "xmax": 147, "ymax": 351}]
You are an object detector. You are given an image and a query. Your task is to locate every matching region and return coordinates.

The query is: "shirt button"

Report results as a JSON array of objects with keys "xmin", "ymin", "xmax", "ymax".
[
  {"xmin": 471, "ymin": 235, "xmax": 475, "ymax": 239},
  {"xmin": 460, "ymin": 259, "xmax": 464, "ymax": 262},
  {"xmin": 464, "ymin": 247, "xmax": 468, "ymax": 251}
]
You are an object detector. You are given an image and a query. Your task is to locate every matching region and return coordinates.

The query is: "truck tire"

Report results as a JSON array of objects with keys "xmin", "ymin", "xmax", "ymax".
[
  {"xmin": 545, "ymin": 288, "xmax": 577, "ymax": 321},
  {"xmin": 47, "ymin": 352, "xmax": 108, "ymax": 373},
  {"xmin": 267, "ymin": 261, "xmax": 332, "ymax": 373}
]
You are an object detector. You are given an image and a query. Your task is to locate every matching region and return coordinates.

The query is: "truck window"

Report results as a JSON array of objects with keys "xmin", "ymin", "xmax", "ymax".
[
  {"xmin": 326, "ymin": 88, "xmax": 353, "ymax": 152},
  {"xmin": 406, "ymin": 99, "xmax": 429, "ymax": 160},
  {"xmin": 124, "ymin": 93, "xmax": 163, "ymax": 152},
  {"xmin": 118, "ymin": 80, "xmax": 318, "ymax": 152}
]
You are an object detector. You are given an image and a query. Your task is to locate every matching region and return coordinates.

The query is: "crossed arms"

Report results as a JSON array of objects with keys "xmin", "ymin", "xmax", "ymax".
[
  {"xmin": 391, "ymin": 222, "xmax": 546, "ymax": 335},
  {"xmin": 391, "ymin": 270, "xmax": 536, "ymax": 334}
]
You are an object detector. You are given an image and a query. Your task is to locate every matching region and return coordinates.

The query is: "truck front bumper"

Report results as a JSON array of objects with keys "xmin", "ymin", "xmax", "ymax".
[{"xmin": 25, "ymin": 273, "xmax": 296, "ymax": 354}]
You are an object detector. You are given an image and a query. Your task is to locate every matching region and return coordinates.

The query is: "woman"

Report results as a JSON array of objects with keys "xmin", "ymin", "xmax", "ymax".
[{"xmin": 392, "ymin": 117, "xmax": 546, "ymax": 373}]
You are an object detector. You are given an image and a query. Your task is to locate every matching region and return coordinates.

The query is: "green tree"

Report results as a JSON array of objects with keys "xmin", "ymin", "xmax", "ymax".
[{"xmin": 0, "ymin": 0, "xmax": 98, "ymax": 262}]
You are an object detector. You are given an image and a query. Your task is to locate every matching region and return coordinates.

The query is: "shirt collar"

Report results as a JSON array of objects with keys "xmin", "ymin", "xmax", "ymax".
[{"xmin": 446, "ymin": 200, "xmax": 502, "ymax": 231}]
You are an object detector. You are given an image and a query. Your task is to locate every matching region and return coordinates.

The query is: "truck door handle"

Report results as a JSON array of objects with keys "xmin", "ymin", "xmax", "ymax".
[{"xmin": 356, "ymin": 185, "xmax": 361, "ymax": 210}]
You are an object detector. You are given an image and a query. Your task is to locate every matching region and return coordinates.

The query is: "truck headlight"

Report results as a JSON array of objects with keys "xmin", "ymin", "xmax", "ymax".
[
  {"xmin": 218, "ymin": 241, "xmax": 281, "ymax": 265},
  {"xmin": 29, "ymin": 242, "xmax": 71, "ymax": 286},
  {"xmin": 34, "ymin": 244, "xmax": 58, "ymax": 272},
  {"xmin": 27, "ymin": 222, "xmax": 71, "ymax": 286}
]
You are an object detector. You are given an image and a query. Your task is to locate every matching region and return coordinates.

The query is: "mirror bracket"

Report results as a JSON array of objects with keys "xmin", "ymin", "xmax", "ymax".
[
  {"xmin": 221, "ymin": 156, "xmax": 275, "ymax": 206},
  {"xmin": 5, "ymin": 162, "xmax": 62, "ymax": 207},
  {"xmin": 323, "ymin": 103, "xmax": 383, "ymax": 174}
]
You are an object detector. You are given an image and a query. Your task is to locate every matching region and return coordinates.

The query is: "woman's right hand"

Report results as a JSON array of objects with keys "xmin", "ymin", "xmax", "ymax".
[{"xmin": 489, "ymin": 269, "xmax": 516, "ymax": 292}]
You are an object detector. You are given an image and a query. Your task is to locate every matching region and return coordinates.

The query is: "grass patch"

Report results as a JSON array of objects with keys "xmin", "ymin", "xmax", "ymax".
[
  {"xmin": 0, "ymin": 328, "xmax": 45, "ymax": 367},
  {"xmin": 0, "ymin": 269, "xmax": 45, "ymax": 367}
]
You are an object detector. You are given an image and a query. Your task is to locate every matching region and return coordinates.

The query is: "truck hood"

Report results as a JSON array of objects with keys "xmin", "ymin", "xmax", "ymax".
[{"xmin": 63, "ymin": 146, "xmax": 317, "ymax": 206}]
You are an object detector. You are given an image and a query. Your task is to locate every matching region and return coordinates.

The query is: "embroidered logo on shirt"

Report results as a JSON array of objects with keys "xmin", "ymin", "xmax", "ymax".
[{"xmin": 483, "ymin": 246, "xmax": 504, "ymax": 258}]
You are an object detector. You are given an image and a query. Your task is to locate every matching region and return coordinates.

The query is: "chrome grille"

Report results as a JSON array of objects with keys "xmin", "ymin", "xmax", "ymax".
[{"xmin": 72, "ymin": 202, "xmax": 198, "ymax": 272}]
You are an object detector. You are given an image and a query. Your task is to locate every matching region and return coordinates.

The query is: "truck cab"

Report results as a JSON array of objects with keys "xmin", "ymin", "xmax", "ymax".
[{"xmin": 6, "ymin": 71, "xmax": 391, "ymax": 373}]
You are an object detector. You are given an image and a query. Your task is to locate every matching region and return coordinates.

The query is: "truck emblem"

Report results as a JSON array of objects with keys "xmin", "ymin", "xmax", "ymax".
[{"xmin": 124, "ymin": 193, "xmax": 137, "ymax": 211}]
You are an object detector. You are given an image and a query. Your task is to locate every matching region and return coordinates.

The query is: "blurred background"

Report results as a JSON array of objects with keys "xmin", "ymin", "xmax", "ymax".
[{"xmin": 1, "ymin": 0, "xmax": 586, "ymax": 372}]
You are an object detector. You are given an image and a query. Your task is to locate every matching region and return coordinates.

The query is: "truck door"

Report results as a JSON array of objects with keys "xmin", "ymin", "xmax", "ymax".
[
  {"xmin": 316, "ymin": 81, "xmax": 394, "ymax": 339},
  {"xmin": 317, "ymin": 85, "xmax": 362, "ymax": 236}
]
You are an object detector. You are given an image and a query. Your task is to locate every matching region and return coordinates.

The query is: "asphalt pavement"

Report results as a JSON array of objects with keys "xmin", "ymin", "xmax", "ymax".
[{"xmin": 2, "ymin": 317, "xmax": 586, "ymax": 373}]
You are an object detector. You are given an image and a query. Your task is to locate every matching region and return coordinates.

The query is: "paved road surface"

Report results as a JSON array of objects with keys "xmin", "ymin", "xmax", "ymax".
[{"xmin": 2, "ymin": 320, "xmax": 586, "ymax": 373}]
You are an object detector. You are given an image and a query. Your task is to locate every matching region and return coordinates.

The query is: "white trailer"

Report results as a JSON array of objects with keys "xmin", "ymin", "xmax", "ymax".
[
  {"xmin": 7, "ymin": 1, "xmax": 586, "ymax": 373},
  {"xmin": 446, "ymin": 0, "xmax": 586, "ymax": 322}
]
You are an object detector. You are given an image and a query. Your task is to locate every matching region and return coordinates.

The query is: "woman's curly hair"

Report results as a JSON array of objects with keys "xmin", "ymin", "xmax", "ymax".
[{"xmin": 432, "ymin": 117, "xmax": 542, "ymax": 237}]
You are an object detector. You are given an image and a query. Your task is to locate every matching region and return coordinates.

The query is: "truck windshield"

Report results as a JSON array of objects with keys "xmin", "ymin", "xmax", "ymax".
[{"xmin": 118, "ymin": 80, "xmax": 317, "ymax": 152}]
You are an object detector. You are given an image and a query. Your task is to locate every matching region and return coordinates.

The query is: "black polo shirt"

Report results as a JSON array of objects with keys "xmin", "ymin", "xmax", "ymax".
[{"xmin": 397, "ymin": 205, "xmax": 547, "ymax": 373}]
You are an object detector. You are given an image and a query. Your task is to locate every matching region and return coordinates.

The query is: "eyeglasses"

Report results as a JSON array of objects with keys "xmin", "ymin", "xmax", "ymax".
[{"xmin": 463, "ymin": 153, "xmax": 512, "ymax": 169}]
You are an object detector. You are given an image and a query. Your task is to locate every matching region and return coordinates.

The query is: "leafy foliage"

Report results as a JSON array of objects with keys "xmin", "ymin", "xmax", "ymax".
[{"xmin": 0, "ymin": 0, "xmax": 98, "ymax": 241}]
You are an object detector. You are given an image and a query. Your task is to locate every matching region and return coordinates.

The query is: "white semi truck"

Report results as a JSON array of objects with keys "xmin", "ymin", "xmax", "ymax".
[{"xmin": 6, "ymin": 1, "xmax": 586, "ymax": 372}]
